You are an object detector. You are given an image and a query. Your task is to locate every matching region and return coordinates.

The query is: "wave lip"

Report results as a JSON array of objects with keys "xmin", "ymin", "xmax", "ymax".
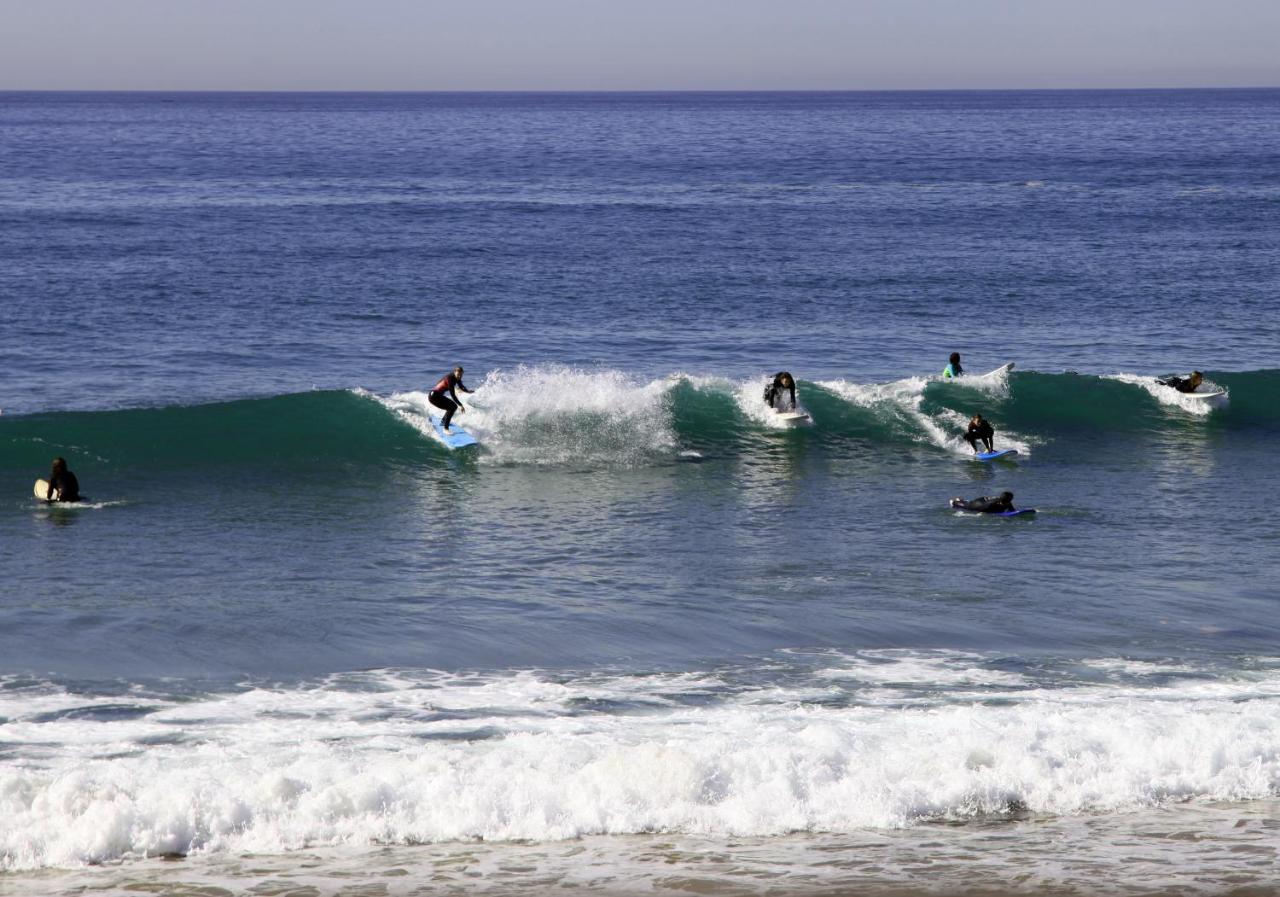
[
  {"xmin": 2, "ymin": 658, "xmax": 1279, "ymax": 870},
  {"xmin": 817, "ymin": 372, "xmax": 1033, "ymax": 457},
  {"xmin": 3, "ymin": 368, "xmax": 1276, "ymax": 476},
  {"xmin": 1105, "ymin": 373, "xmax": 1229, "ymax": 416}
]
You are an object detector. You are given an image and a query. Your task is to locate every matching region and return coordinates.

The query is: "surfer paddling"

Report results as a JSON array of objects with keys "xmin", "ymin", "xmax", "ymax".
[
  {"xmin": 764, "ymin": 372, "xmax": 798, "ymax": 412},
  {"xmin": 951, "ymin": 491, "xmax": 1016, "ymax": 514},
  {"xmin": 428, "ymin": 366, "xmax": 472, "ymax": 432},
  {"xmin": 1157, "ymin": 371, "xmax": 1204, "ymax": 394}
]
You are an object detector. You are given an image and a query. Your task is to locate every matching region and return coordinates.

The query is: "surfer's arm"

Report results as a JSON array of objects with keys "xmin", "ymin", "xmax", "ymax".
[
  {"xmin": 448, "ymin": 383, "xmax": 467, "ymax": 410},
  {"xmin": 787, "ymin": 384, "xmax": 796, "ymax": 409}
]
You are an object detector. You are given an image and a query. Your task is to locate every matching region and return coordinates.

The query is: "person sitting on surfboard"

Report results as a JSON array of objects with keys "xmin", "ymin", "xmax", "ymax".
[
  {"xmin": 951, "ymin": 491, "xmax": 1015, "ymax": 513},
  {"xmin": 428, "ymin": 366, "xmax": 472, "ymax": 432},
  {"xmin": 1157, "ymin": 371, "xmax": 1203, "ymax": 394},
  {"xmin": 964, "ymin": 414, "xmax": 995, "ymax": 453},
  {"xmin": 764, "ymin": 372, "xmax": 797, "ymax": 411},
  {"xmin": 942, "ymin": 352, "xmax": 963, "ymax": 379},
  {"xmin": 45, "ymin": 457, "xmax": 81, "ymax": 503}
]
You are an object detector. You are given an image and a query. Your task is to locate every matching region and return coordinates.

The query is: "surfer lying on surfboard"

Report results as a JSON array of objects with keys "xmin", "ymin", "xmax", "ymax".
[
  {"xmin": 1157, "ymin": 371, "xmax": 1203, "ymax": 394},
  {"xmin": 951, "ymin": 491, "xmax": 1016, "ymax": 514},
  {"xmin": 964, "ymin": 414, "xmax": 995, "ymax": 453},
  {"xmin": 428, "ymin": 366, "xmax": 472, "ymax": 432},
  {"xmin": 764, "ymin": 372, "xmax": 798, "ymax": 411}
]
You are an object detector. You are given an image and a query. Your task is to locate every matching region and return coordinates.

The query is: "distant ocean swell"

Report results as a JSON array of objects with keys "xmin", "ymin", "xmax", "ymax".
[
  {"xmin": 2, "ymin": 656, "xmax": 1278, "ymax": 870},
  {"xmin": 3, "ymin": 366, "xmax": 1275, "ymax": 473}
]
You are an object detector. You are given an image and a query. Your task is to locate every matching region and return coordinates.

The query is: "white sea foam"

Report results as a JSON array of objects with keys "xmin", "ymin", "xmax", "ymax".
[
  {"xmin": 1107, "ymin": 373, "xmax": 1229, "ymax": 416},
  {"xmin": 371, "ymin": 366, "xmax": 676, "ymax": 465},
  {"xmin": 2, "ymin": 659, "xmax": 1279, "ymax": 871},
  {"xmin": 818, "ymin": 375, "xmax": 1032, "ymax": 457},
  {"xmin": 732, "ymin": 376, "xmax": 812, "ymax": 429},
  {"xmin": 669, "ymin": 373, "xmax": 812, "ymax": 431},
  {"xmin": 816, "ymin": 649, "xmax": 1029, "ymax": 687}
]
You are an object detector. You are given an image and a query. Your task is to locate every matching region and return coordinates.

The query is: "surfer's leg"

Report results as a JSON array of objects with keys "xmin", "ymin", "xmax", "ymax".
[{"xmin": 428, "ymin": 392, "xmax": 458, "ymax": 428}]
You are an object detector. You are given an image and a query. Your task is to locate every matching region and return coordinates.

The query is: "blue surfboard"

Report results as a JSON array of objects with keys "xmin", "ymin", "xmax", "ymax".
[
  {"xmin": 427, "ymin": 414, "xmax": 479, "ymax": 450},
  {"xmin": 974, "ymin": 449, "xmax": 1018, "ymax": 461}
]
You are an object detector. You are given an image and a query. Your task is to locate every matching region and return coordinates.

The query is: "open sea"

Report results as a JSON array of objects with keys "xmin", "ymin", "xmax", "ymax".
[{"xmin": 2, "ymin": 89, "xmax": 1279, "ymax": 896}]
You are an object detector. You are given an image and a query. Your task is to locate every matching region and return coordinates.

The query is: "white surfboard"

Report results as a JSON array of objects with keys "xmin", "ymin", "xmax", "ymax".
[
  {"xmin": 34, "ymin": 479, "xmax": 53, "ymax": 500},
  {"xmin": 943, "ymin": 362, "xmax": 1014, "ymax": 380},
  {"xmin": 773, "ymin": 410, "xmax": 811, "ymax": 427},
  {"xmin": 1182, "ymin": 390, "xmax": 1226, "ymax": 400}
]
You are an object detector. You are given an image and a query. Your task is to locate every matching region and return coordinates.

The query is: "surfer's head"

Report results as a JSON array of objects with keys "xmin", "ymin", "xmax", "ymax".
[
  {"xmin": 971, "ymin": 414, "xmax": 984, "ymax": 425},
  {"xmin": 51, "ymin": 457, "xmax": 66, "ymax": 475},
  {"xmin": 1188, "ymin": 371, "xmax": 1203, "ymax": 387},
  {"xmin": 780, "ymin": 372, "xmax": 794, "ymax": 388},
  {"xmin": 454, "ymin": 366, "xmax": 464, "ymax": 378},
  {"xmin": 950, "ymin": 352, "xmax": 961, "ymax": 365},
  {"xmin": 1000, "ymin": 491, "xmax": 1013, "ymax": 502}
]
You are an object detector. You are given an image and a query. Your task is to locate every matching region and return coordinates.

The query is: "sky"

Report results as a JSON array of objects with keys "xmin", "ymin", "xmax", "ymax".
[{"xmin": 1, "ymin": 0, "xmax": 1277, "ymax": 91}]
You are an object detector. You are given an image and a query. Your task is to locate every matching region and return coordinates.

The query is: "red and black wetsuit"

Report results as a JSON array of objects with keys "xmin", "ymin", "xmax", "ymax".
[{"xmin": 428, "ymin": 372, "xmax": 471, "ymax": 429}]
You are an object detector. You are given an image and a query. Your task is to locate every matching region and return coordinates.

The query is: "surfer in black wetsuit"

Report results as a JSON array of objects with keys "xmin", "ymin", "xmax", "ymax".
[
  {"xmin": 428, "ymin": 366, "xmax": 472, "ymax": 432},
  {"xmin": 764, "ymin": 372, "xmax": 797, "ymax": 411},
  {"xmin": 951, "ymin": 491, "xmax": 1015, "ymax": 513},
  {"xmin": 46, "ymin": 457, "xmax": 81, "ymax": 503},
  {"xmin": 1157, "ymin": 371, "xmax": 1204, "ymax": 394},
  {"xmin": 964, "ymin": 414, "xmax": 995, "ymax": 453}
]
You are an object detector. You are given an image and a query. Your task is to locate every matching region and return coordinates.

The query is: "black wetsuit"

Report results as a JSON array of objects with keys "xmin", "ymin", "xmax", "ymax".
[
  {"xmin": 1158, "ymin": 376, "xmax": 1198, "ymax": 394},
  {"xmin": 428, "ymin": 372, "xmax": 471, "ymax": 429},
  {"xmin": 954, "ymin": 495, "xmax": 1014, "ymax": 513},
  {"xmin": 764, "ymin": 372, "xmax": 796, "ymax": 411},
  {"xmin": 47, "ymin": 469, "xmax": 80, "ymax": 502},
  {"xmin": 965, "ymin": 419, "xmax": 995, "ymax": 452}
]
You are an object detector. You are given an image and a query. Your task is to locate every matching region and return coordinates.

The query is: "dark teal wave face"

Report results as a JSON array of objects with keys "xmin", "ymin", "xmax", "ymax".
[{"xmin": 3, "ymin": 370, "xmax": 1275, "ymax": 477}]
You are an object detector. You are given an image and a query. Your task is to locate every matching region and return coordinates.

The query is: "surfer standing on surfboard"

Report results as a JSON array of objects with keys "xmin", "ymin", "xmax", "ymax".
[
  {"xmin": 764, "ymin": 372, "xmax": 797, "ymax": 412},
  {"xmin": 428, "ymin": 366, "xmax": 472, "ymax": 433},
  {"xmin": 964, "ymin": 414, "xmax": 995, "ymax": 453}
]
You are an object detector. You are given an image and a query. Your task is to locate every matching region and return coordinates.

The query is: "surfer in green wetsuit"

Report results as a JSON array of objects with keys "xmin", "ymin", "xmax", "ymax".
[
  {"xmin": 942, "ymin": 352, "xmax": 963, "ymax": 379},
  {"xmin": 428, "ymin": 366, "xmax": 472, "ymax": 432}
]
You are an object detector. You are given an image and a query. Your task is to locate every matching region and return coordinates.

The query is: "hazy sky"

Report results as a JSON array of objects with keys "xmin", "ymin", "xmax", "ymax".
[{"xmin": 1, "ymin": 0, "xmax": 1277, "ymax": 91}]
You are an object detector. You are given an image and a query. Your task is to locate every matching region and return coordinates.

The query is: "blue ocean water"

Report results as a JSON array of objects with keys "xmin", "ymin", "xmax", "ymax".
[{"xmin": 1, "ymin": 90, "xmax": 1279, "ymax": 895}]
